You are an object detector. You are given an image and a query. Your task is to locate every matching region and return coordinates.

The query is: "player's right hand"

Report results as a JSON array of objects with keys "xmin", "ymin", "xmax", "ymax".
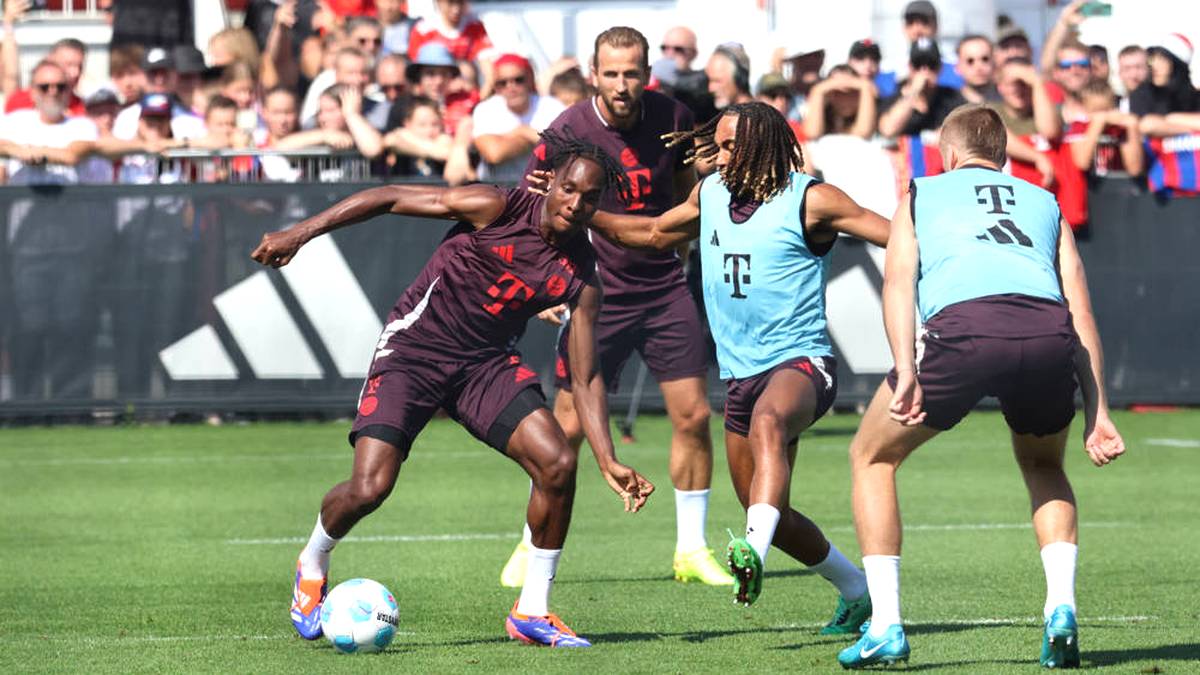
[
  {"xmin": 888, "ymin": 369, "xmax": 927, "ymax": 426},
  {"xmin": 1083, "ymin": 412, "xmax": 1125, "ymax": 466},
  {"xmin": 601, "ymin": 461, "xmax": 655, "ymax": 513},
  {"xmin": 251, "ymin": 227, "xmax": 306, "ymax": 268},
  {"xmin": 536, "ymin": 304, "xmax": 568, "ymax": 326}
]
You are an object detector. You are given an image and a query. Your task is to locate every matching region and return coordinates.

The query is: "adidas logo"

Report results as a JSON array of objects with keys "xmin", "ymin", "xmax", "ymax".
[
  {"xmin": 492, "ymin": 243, "xmax": 514, "ymax": 263},
  {"xmin": 158, "ymin": 236, "xmax": 383, "ymax": 381}
]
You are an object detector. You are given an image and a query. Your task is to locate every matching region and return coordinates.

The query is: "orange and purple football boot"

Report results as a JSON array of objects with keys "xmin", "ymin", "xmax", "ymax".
[
  {"xmin": 505, "ymin": 601, "xmax": 591, "ymax": 647},
  {"xmin": 290, "ymin": 561, "xmax": 327, "ymax": 640}
]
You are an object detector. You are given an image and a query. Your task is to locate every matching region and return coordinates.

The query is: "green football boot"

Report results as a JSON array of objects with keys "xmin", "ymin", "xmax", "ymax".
[
  {"xmin": 726, "ymin": 537, "xmax": 763, "ymax": 606},
  {"xmin": 822, "ymin": 593, "xmax": 873, "ymax": 635}
]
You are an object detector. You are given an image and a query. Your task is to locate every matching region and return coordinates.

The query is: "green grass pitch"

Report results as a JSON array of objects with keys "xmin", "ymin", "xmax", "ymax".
[{"xmin": 2, "ymin": 410, "xmax": 1198, "ymax": 673}]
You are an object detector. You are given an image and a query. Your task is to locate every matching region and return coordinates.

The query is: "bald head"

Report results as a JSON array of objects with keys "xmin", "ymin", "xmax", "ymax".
[
  {"xmin": 661, "ymin": 26, "xmax": 698, "ymax": 70},
  {"xmin": 939, "ymin": 103, "xmax": 1007, "ymax": 169}
]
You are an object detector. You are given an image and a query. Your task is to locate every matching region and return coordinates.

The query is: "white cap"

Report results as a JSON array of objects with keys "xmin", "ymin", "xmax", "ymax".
[{"xmin": 1159, "ymin": 33, "xmax": 1194, "ymax": 65}]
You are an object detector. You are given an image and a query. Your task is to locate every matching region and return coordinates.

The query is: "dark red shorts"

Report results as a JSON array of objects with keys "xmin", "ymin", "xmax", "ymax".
[
  {"xmin": 350, "ymin": 350, "xmax": 546, "ymax": 456},
  {"xmin": 554, "ymin": 291, "xmax": 710, "ymax": 391},
  {"xmin": 887, "ymin": 331, "xmax": 1078, "ymax": 434},
  {"xmin": 724, "ymin": 356, "xmax": 838, "ymax": 440}
]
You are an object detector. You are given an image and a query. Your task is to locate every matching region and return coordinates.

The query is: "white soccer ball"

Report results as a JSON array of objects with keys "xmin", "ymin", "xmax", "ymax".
[{"xmin": 319, "ymin": 578, "xmax": 399, "ymax": 654}]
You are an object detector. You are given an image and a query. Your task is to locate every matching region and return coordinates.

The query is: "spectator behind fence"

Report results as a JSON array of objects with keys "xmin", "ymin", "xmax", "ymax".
[
  {"xmin": 193, "ymin": 95, "xmax": 250, "ymax": 151},
  {"xmin": 301, "ymin": 46, "xmax": 389, "ymax": 131},
  {"xmin": 347, "ymin": 16, "xmax": 385, "ymax": 64},
  {"xmin": 113, "ymin": 47, "xmax": 206, "ymax": 141},
  {"xmin": 0, "ymin": 61, "xmax": 101, "ymax": 185},
  {"xmin": 257, "ymin": 85, "xmax": 356, "ymax": 183},
  {"xmin": 706, "ymin": 43, "xmax": 753, "ymax": 110},
  {"xmin": 994, "ymin": 20, "xmax": 1033, "ymax": 69},
  {"xmin": 879, "ymin": 38, "xmax": 966, "ymax": 138},
  {"xmin": 956, "ymin": 35, "xmax": 999, "ymax": 104},
  {"xmin": 987, "ymin": 58, "xmax": 1061, "ymax": 188},
  {"xmin": 4, "ymin": 30, "xmax": 87, "ymax": 116},
  {"xmin": 376, "ymin": 53, "xmax": 408, "ymax": 103},
  {"xmin": 109, "ymin": 44, "xmax": 147, "ymax": 106},
  {"xmin": 468, "ymin": 54, "xmax": 564, "ymax": 181},
  {"xmin": 802, "ymin": 65, "xmax": 877, "ymax": 141},
  {"xmin": 1065, "ymin": 80, "xmax": 1144, "ymax": 178},
  {"xmin": 875, "ymin": 1, "xmax": 962, "ymax": 98},
  {"xmin": 848, "ymin": 39, "xmax": 883, "ymax": 87},
  {"xmin": 316, "ymin": 84, "xmax": 383, "ymax": 158},
  {"xmin": 219, "ymin": 61, "xmax": 263, "ymax": 135},
  {"xmin": 1116, "ymin": 45, "xmax": 1148, "ymax": 112},
  {"xmin": 385, "ymin": 96, "xmax": 450, "ymax": 177},
  {"xmin": 209, "ymin": 27, "xmax": 262, "ymax": 73},
  {"xmin": 1089, "ymin": 45, "xmax": 1110, "ymax": 83},
  {"xmin": 401, "ymin": 43, "xmax": 478, "ymax": 135},
  {"xmin": 173, "ymin": 45, "xmax": 208, "ymax": 117},
  {"xmin": 1131, "ymin": 34, "xmax": 1200, "ymax": 136},
  {"xmin": 407, "ymin": 0, "xmax": 493, "ymax": 65},
  {"xmin": 118, "ymin": 94, "xmax": 183, "ymax": 184},
  {"xmin": 549, "ymin": 68, "xmax": 593, "ymax": 108},
  {"xmin": 653, "ymin": 25, "xmax": 715, "ymax": 122},
  {"xmin": 1049, "ymin": 41, "xmax": 1093, "ymax": 125},
  {"xmin": 377, "ymin": 0, "xmax": 416, "ymax": 56}
]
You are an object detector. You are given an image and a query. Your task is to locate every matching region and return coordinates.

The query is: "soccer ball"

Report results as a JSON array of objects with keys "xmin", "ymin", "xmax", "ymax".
[{"xmin": 319, "ymin": 578, "xmax": 399, "ymax": 654}]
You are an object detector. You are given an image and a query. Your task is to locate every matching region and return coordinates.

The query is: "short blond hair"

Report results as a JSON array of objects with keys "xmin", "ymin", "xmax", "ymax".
[{"xmin": 939, "ymin": 103, "xmax": 1007, "ymax": 166}]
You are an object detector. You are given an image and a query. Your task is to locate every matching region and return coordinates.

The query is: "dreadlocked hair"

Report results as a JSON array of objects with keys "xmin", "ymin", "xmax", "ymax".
[
  {"xmin": 540, "ymin": 127, "xmax": 633, "ymax": 206},
  {"xmin": 663, "ymin": 101, "xmax": 804, "ymax": 203}
]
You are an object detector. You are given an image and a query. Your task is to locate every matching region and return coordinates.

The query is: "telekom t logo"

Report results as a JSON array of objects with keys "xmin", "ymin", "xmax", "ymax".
[{"xmin": 723, "ymin": 253, "xmax": 751, "ymax": 299}]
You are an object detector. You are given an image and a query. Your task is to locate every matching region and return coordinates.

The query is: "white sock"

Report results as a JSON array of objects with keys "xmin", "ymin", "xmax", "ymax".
[
  {"xmin": 298, "ymin": 515, "xmax": 338, "ymax": 579},
  {"xmin": 516, "ymin": 545, "xmax": 561, "ymax": 617},
  {"xmin": 521, "ymin": 522, "xmax": 533, "ymax": 547},
  {"xmin": 674, "ymin": 488, "xmax": 710, "ymax": 552},
  {"xmin": 1040, "ymin": 541, "xmax": 1078, "ymax": 620},
  {"xmin": 745, "ymin": 503, "xmax": 781, "ymax": 566},
  {"xmin": 809, "ymin": 543, "xmax": 868, "ymax": 600},
  {"xmin": 863, "ymin": 554, "xmax": 901, "ymax": 637}
]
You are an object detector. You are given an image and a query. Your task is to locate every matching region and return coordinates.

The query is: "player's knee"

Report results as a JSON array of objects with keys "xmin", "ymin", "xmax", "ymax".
[
  {"xmin": 747, "ymin": 409, "xmax": 788, "ymax": 445},
  {"xmin": 674, "ymin": 401, "xmax": 712, "ymax": 440},
  {"xmin": 536, "ymin": 448, "xmax": 578, "ymax": 494},
  {"xmin": 1015, "ymin": 452, "xmax": 1065, "ymax": 474},
  {"xmin": 347, "ymin": 474, "xmax": 394, "ymax": 514}
]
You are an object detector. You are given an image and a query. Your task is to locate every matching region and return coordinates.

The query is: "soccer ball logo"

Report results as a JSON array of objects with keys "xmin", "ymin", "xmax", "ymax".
[{"xmin": 319, "ymin": 578, "xmax": 399, "ymax": 653}]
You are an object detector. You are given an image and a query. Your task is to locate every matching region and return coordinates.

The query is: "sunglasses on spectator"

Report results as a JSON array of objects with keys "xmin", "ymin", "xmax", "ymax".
[
  {"xmin": 357, "ymin": 37, "xmax": 382, "ymax": 47},
  {"xmin": 380, "ymin": 83, "xmax": 405, "ymax": 93},
  {"xmin": 495, "ymin": 75, "xmax": 527, "ymax": 88},
  {"xmin": 661, "ymin": 44, "xmax": 692, "ymax": 54},
  {"xmin": 34, "ymin": 82, "xmax": 67, "ymax": 93},
  {"xmin": 1058, "ymin": 58, "xmax": 1090, "ymax": 69},
  {"xmin": 964, "ymin": 55, "xmax": 991, "ymax": 65}
]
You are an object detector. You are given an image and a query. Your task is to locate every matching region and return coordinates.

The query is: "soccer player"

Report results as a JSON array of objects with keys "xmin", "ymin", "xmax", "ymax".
[
  {"xmin": 500, "ymin": 26, "xmax": 731, "ymax": 589},
  {"xmin": 542, "ymin": 101, "xmax": 890, "ymax": 631},
  {"xmin": 837, "ymin": 104, "xmax": 1125, "ymax": 669},
  {"xmin": 251, "ymin": 131, "xmax": 655, "ymax": 648}
]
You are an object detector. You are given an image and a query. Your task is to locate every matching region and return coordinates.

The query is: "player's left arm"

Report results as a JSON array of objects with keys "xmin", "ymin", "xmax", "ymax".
[
  {"xmin": 805, "ymin": 182, "xmax": 890, "ymax": 247},
  {"xmin": 1056, "ymin": 217, "xmax": 1126, "ymax": 466},
  {"xmin": 567, "ymin": 280, "xmax": 655, "ymax": 512},
  {"xmin": 670, "ymin": 165, "xmax": 699, "ymax": 259},
  {"xmin": 881, "ymin": 192, "xmax": 926, "ymax": 426}
]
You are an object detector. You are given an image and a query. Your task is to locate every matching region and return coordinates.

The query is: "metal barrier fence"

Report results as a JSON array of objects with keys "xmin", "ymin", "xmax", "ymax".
[
  {"xmin": 141, "ymin": 149, "xmax": 375, "ymax": 184},
  {"xmin": 0, "ymin": 178, "xmax": 1196, "ymax": 419}
]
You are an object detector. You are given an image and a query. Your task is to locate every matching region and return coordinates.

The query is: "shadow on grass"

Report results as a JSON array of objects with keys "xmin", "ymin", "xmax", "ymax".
[
  {"xmin": 1086, "ymin": 642, "xmax": 1200, "ymax": 667},
  {"xmin": 585, "ymin": 624, "xmax": 806, "ymax": 645},
  {"xmin": 806, "ymin": 426, "xmax": 857, "ymax": 438},
  {"xmin": 556, "ymin": 567, "xmax": 815, "ymax": 585}
]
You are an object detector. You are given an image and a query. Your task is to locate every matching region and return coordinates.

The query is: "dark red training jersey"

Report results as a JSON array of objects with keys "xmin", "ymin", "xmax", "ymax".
[
  {"xmin": 375, "ymin": 187, "xmax": 596, "ymax": 363},
  {"xmin": 523, "ymin": 90, "xmax": 694, "ymax": 308}
]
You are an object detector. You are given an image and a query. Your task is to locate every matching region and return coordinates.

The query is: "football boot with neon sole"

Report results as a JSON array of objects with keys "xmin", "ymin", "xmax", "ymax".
[
  {"xmin": 838, "ymin": 623, "xmax": 911, "ymax": 669},
  {"xmin": 822, "ymin": 593, "xmax": 873, "ymax": 635},
  {"xmin": 290, "ymin": 562, "xmax": 327, "ymax": 640},
  {"xmin": 726, "ymin": 537, "xmax": 763, "ymax": 606},
  {"xmin": 1040, "ymin": 604, "xmax": 1081, "ymax": 669},
  {"xmin": 500, "ymin": 540, "xmax": 531, "ymax": 588},
  {"xmin": 673, "ymin": 547, "xmax": 735, "ymax": 585},
  {"xmin": 505, "ymin": 602, "xmax": 592, "ymax": 647}
]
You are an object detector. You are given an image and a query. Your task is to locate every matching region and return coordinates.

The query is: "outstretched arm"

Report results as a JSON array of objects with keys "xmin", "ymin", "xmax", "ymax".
[
  {"xmin": 251, "ymin": 183, "xmax": 506, "ymax": 267},
  {"xmin": 589, "ymin": 180, "xmax": 701, "ymax": 251},
  {"xmin": 805, "ymin": 182, "xmax": 889, "ymax": 247},
  {"xmin": 1057, "ymin": 217, "xmax": 1125, "ymax": 466},
  {"xmin": 567, "ymin": 281, "xmax": 655, "ymax": 512},
  {"xmin": 882, "ymin": 193, "xmax": 926, "ymax": 426}
]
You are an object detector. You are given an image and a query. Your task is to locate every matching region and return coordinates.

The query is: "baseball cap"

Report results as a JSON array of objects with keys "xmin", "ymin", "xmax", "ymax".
[
  {"xmin": 406, "ymin": 43, "xmax": 460, "ymax": 82},
  {"xmin": 141, "ymin": 46, "xmax": 175, "ymax": 71},
  {"xmin": 756, "ymin": 72, "xmax": 791, "ymax": 97},
  {"xmin": 84, "ymin": 88, "xmax": 120, "ymax": 109},
  {"xmin": 904, "ymin": 1, "xmax": 937, "ymax": 22},
  {"xmin": 849, "ymin": 39, "xmax": 882, "ymax": 61},
  {"xmin": 909, "ymin": 37, "xmax": 942, "ymax": 70},
  {"xmin": 140, "ymin": 93, "xmax": 172, "ymax": 116},
  {"xmin": 173, "ymin": 45, "xmax": 207, "ymax": 75}
]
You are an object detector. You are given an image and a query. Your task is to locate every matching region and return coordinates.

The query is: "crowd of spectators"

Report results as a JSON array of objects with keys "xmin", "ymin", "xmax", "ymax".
[{"xmin": 0, "ymin": 0, "xmax": 1194, "ymax": 210}]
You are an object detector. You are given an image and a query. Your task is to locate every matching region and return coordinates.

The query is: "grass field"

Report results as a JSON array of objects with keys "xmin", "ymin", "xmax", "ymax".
[{"xmin": 2, "ymin": 410, "xmax": 1198, "ymax": 673}]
